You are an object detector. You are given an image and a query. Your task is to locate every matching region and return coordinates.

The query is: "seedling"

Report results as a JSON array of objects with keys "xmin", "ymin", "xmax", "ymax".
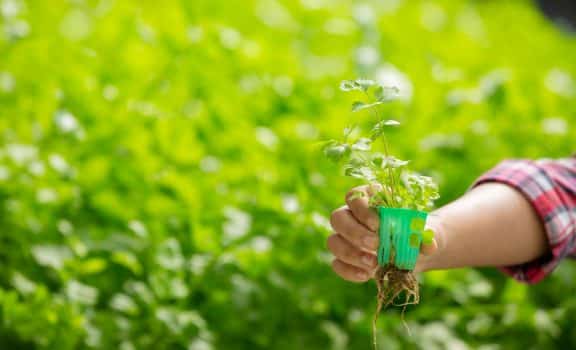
[{"xmin": 322, "ymin": 79, "xmax": 440, "ymax": 348}]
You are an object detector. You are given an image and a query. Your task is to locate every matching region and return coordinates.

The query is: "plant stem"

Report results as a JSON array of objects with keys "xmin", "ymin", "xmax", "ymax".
[{"xmin": 364, "ymin": 91, "xmax": 399, "ymax": 207}]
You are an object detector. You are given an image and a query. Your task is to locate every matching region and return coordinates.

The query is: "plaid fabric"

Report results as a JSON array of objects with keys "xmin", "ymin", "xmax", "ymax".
[{"xmin": 472, "ymin": 158, "xmax": 576, "ymax": 284}]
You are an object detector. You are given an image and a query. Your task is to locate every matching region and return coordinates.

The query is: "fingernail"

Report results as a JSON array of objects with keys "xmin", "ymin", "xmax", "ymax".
[
  {"xmin": 361, "ymin": 254, "xmax": 376, "ymax": 268},
  {"xmin": 363, "ymin": 235, "xmax": 379, "ymax": 250}
]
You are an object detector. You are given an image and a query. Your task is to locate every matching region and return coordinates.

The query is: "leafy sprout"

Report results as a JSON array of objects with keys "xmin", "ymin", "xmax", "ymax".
[{"xmin": 323, "ymin": 79, "xmax": 439, "ymax": 211}]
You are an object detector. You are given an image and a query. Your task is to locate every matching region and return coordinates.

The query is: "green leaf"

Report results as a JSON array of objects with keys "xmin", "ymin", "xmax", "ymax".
[
  {"xmin": 370, "ymin": 119, "xmax": 400, "ymax": 139},
  {"xmin": 351, "ymin": 101, "xmax": 367, "ymax": 112},
  {"xmin": 340, "ymin": 79, "xmax": 377, "ymax": 93},
  {"xmin": 112, "ymin": 251, "xmax": 142, "ymax": 275},
  {"xmin": 78, "ymin": 258, "xmax": 108, "ymax": 275},
  {"xmin": 351, "ymin": 137, "xmax": 372, "ymax": 151},
  {"xmin": 422, "ymin": 229, "xmax": 435, "ymax": 245},
  {"xmin": 343, "ymin": 125, "xmax": 356, "ymax": 138},
  {"xmin": 355, "ymin": 79, "xmax": 376, "ymax": 92},
  {"xmin": 346, "ymin": 154, "xmax": 366, "ymax": 168},
  {"xmin": 352, "ymin": 101, "xmax": 382, "ymax": 112},
  {"xmin": 371, "ymin": 154, "xmax": 384, "ymax": 167},
  {"xmin": 344, "ymin": 166, "xmax": 376, "ymax": 182},
  {"xmin": 340, "ymin": 80, "xmax": 357, "ymax": 91},
  {"xmin": 380, "ymin": 156, "xmax": 409, "ymax": 169},
  {"xmin": 66, "ymin": 280, "xmax": 99, "ymax": 306},
  {"xmin": 31, "ymin": 245, "xmax": 72, "ymax": 270},
  {"xmin": 323, "ymin": 143, "xmax": 349, "ymax": 162},
  {"xmin": 374, "ymin": 86, "xmax": 399, "ymax": 101}
]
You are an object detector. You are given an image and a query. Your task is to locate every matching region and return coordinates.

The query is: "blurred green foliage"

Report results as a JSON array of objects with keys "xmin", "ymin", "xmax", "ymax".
[{"xmin": 1, "ymin": 0, "xmax": 575, "ymax": 349}]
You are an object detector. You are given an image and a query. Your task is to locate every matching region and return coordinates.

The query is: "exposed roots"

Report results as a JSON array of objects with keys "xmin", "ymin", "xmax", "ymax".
[{"xmin": 372, "ymin": 264, "xmax": 420, "ymax": 350}]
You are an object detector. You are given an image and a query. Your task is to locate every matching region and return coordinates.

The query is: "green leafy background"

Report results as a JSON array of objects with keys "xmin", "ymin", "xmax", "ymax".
[{"xmin": 1, "ymin": 0, "xmax": 575, "ymax": 349}]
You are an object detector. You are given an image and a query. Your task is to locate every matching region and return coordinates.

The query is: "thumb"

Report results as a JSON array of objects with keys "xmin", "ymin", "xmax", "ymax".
[{"xmin": 420, "ymin": 213, "xmax": 445, "ymax": 256}]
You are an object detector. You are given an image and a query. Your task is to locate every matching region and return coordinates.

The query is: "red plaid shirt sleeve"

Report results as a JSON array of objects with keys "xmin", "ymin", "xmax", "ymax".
[{"xmin": 471, "ymin": 157, "xmax": 576, "ymax": 284}]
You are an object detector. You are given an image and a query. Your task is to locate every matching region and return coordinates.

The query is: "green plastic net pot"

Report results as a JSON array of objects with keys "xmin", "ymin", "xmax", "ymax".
[{"xmin": 377, "ymin": 207, "xmax": 428, "ymax": 271}]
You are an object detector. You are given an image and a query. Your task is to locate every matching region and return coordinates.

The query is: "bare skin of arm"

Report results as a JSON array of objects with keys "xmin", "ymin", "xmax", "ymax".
[{"xmin": 327, "ymin": 183, "xmax": 548, "ymax": 282}]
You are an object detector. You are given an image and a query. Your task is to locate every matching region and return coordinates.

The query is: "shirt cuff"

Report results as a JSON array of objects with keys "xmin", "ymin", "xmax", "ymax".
[{"xmin": 470, "ymin": 158, "xmax": 576, "ymax": 284}]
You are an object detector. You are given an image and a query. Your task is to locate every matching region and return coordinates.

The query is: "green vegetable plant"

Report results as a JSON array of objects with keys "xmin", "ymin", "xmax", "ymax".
[{"xmin": 322, "ymin": 79, "xmax": 440, "ymax": 349}]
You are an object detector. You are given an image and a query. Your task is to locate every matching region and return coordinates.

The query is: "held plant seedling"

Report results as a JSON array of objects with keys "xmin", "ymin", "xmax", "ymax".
[{"xmin": 323, "ymin": 79, "xmax": 440, "ymax": 349}]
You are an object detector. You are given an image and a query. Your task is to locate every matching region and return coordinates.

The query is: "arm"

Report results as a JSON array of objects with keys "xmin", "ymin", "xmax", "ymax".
[
  {"xmin": 328, "ymin": 158, "xmax": 576, "ymax": 283},
  {"xmin": 417, "ymin": 183, "xmax": 547, "ymax": 272}
]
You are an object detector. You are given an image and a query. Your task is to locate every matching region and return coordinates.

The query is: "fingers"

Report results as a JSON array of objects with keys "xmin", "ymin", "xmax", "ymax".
[
  {"xmin": 326, "ymin": 234, "xmax": 378, "ymax": 270},
  {"xmin": 420, "ymin": 215, "xmax": 444, "ymax": 256},
  {"xmin": 330, "ymin": 187, "xmax": 446, "ymax": 282},
  {"xmin": 345, "ymin": 185, "xmax": 380, "ymax": 232},
  {"xmin": 327, "ymin": 204, "xmax": 379, "ymax": 283},
  {"xmin": 414, "ymin": 216, "xmax": 445, "ymax": 272},
  {"xmin": 331, "ymin": 259, "xmax": 372, "ymax": 283},
  {"xmin": 330, "ymin": 206, "xmax": 379, "ymax": 252}
]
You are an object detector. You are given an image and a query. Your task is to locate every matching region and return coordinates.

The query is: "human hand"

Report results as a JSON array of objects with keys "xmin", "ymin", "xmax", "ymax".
[{"xmin": 327, "ymin": 185, "xmax": 441, "ymax": 282}]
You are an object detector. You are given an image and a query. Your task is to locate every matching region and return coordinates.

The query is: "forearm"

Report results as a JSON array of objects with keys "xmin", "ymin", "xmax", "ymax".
[{"xmin": 418, "ymin": 183, "xmax": 549, "ymax": 272}]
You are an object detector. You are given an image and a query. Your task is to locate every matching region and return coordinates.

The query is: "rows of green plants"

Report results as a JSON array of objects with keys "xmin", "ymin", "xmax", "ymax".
[{"xmin": 1, "ymin": 0, "xmax": 575, "ymax": 348}]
